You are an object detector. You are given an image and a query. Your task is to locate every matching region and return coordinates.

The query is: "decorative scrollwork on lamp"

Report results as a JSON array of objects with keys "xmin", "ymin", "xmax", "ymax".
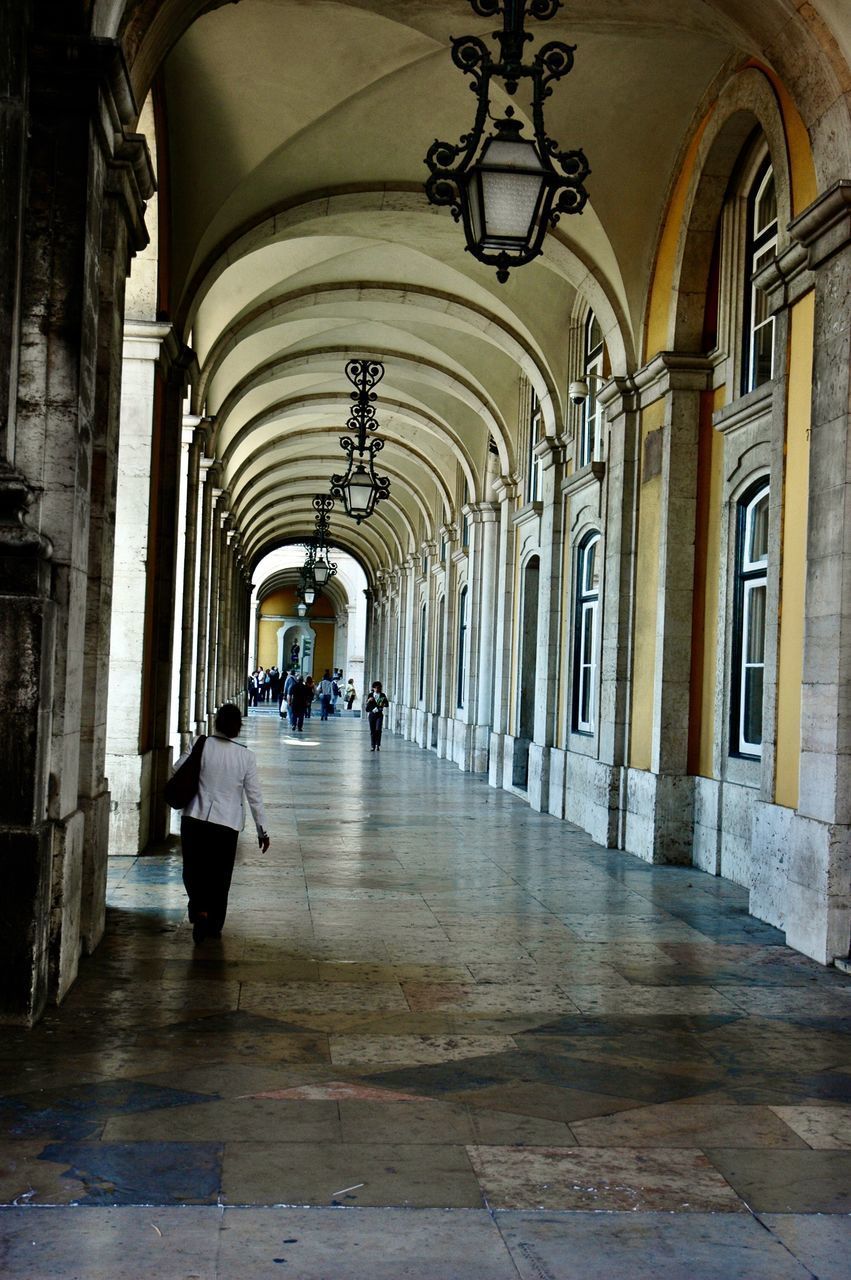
[{"xmin": 424, "ymin": 0, "xmax": 590, "ymax": 282}]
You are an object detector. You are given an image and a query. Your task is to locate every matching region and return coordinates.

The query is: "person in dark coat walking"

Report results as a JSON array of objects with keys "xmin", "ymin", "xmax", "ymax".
[
  {"xmin": 288, "ymin": 675, "xmax": 311, "ymax": 732},
  {"xmin": 365, "ymin": 681, "xmax": 389, "ymax": 751}
]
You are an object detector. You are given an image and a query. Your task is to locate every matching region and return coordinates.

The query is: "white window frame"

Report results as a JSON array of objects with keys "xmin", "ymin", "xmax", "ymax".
[
  {"xmin": 527, "ymin": 390, "xmax": 544, "ymax": 502},
  {"xmin": 573, "ymin": 532, "xmax": 601, "ymax": 735},
  {"xmin": 743, "ymin": 163, "xmax": 778, "ymax": 395},
  {"xmin": 732, "ymin": 480, "xmax": 769, "ymax": 758},
  {"xmin": 456, "ymin": 585, "xmax": 468, "ymax": 710},
  {"xmin": 579, "ymin": 312, "xmax": 604, "ymax": 468}
]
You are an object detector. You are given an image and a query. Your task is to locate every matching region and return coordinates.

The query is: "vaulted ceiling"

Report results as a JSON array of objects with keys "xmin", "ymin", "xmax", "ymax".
[{"xmin": 108, "ymin": 0, "xmax": 846, "ymax": 577}]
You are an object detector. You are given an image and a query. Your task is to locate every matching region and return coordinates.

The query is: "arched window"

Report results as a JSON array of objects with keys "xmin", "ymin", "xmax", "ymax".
[
  {"xmin": 418, "ymin": 603, "xmax": 427, "ymax": 703},
  {"xmin": 527, "ymin": 389, "xmax": 544, "ymax": 502},
  {"xmin": 456, "ymin": 586, "xmax": 468, "ymax": 709},
  {"xmin": 743, "ymin": 161, "xmax": 777, "ymax": 394},
  {"xmin": 579, "ymin": 311, "xmax": 604, "ymax": 467},
  {"xmin": 572, "ymin": 532, "xmax": 601, "ymax": 734},
  {"xmin": 731, "ymin": 479, "xmax": 769, "ymax": 757}
]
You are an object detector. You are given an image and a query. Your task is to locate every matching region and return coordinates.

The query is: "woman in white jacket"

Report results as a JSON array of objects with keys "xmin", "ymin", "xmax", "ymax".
[{"xmin": 174, "ymin": 702, "xmax": 270, "ymax": 944}]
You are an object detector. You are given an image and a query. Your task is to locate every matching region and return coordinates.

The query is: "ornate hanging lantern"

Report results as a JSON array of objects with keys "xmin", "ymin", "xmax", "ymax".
[
  {"xmin": 425, "ymin": 0, "xmax": 590, "ymax": 282},
  {"xmin": 330, "ymin": 359, "xmax": 391, "ymax": 522},
  {"xmin": 310, "ymin": 495, "xmax": 338, "ymax": 586}
]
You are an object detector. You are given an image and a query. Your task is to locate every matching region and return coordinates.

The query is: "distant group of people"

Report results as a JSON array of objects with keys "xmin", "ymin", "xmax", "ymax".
[
  {"xmin": 248, "ymin": 666, "xmax": 280, "ymax": 705},
  {"xmin": 277, "ymin": 668, "xmax": 357, "ymax": 731}
]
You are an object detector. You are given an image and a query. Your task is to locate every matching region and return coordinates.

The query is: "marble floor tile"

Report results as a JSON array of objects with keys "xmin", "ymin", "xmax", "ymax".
[
  {"xmin": 468, "ymin": 1145, "xmax": 745, "ymax": 1211},
  {"xmin": 0, "ymin": 1207, "xmax": 223, "ymax": 1279},
  {"xmin": 329, "ymin": 1033, "xmax": 518, "ymax": 1068},
  {"xmin": 769, "ymin": 1104, "xmax": 851, "ymax": 1148},
  {"xmin": 496, "ymin": 1209, "xmax": 814, "ymax": 1280},
  {"xmin": 2, "ymin": 713, "xmax": 849, "ymax": 1243},
  {"xmin": 705, "ymin": 1148, "xmax": 851, "ymax": 1211},
  {"xmin": 221, "ymin": 1141, "xmax": 484, "ymax": 1207},
  {"xmin": 215, "ymin": 1207, "xmax": 522, "ymax": 1279},
  {"xmin": 102, "ymin": 1098, "xmax": 342, "ymax": 1144},
  {"xmin": 758, "ymin": 1212, "xmax": 851, "ymax": 1280},
  {"xmin": 570, "ymin": 1102, "xmax": 807, "ymax": 1148}
]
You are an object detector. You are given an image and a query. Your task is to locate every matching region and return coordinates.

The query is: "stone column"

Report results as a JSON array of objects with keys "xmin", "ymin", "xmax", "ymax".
[
  {"xmin": 782, "ymin": 183, "xmax": 851, "ymax": 961},
  {"xmin": 438, "ymin": 522, "xmax": 459, "ymax": 761},
  {"xmin": 193, "ymin": 461, "xmax": 218, "ymax": 735},
  {"xmin": 488, "ymin": 478, "xmax": 520, "ymax": 787},
  {"xmin": 466, "ymin": 504, "xmax": 500, "ymax": 772},
  {"xmin": 624, "ymin": 354, "xmax": 712, "ymax": 864},
  {"xmin": 595, "ymin": 378, "xmax": 641, "ymax": 842},
  {"xmin": 77, "ymin": 131, "xmax": 154, "ymax": 957},
  {"xmin": 205, "ymin": 489, "xmax": 226, "ymax": 729},
  {"xmin": 2, "ymin": 35, "xmax": 150, "ymax": 1020},
  {"xmin": 528, "ymin": 440, "xmax": 567, "ymax": 812},
  {"xmin": 177, "ymin": 424, "xmax": 204, "ymax": 752}
]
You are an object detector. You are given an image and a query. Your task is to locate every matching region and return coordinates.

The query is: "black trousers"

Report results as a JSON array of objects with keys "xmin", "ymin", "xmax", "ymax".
[
  {"xmin": 368, "ymin": 710, "xmax": 384, "ymax": 747},
  {"xmin": 181, "ymin": 816, "xmax": 239, "ymax": 933}
]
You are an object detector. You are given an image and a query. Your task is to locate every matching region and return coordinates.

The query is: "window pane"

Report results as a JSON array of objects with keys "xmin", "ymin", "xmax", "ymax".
[
  {"xmin": 748, "ymin": 493, "xmax": 769, "ymax": 565},
  {"xmin": 753, "ymin": 317, "xmax": 774, "ymax": 385},
  {"xmin": 745, "ymin": 583, "xmax": 766, "ymax": 664},
  {"xmin": 756, "ymin": 173, "xmax": 777, "ymax": 233},
  {"xmin": 587, "ymin": 311, "xmax": 602, "ymax": 353},
  {"xmin": 743, "ymin": 666, "xmax": 764, "ymax": 746},
  {"xmin": 584, "ymin": 539, "xmax": 600, "ymax": 593}
]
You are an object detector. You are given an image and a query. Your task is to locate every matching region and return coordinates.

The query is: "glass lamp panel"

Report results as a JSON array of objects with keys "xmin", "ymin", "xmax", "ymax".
[
  {"xmin": 303, "ymin": 586, "xmax": 316, "ymax": 605},
  {"xmin": 313, "ymin": 560, "xmax": 330, "ymax": 586},
  {"xmin": 475, "ymin": 137, "xmax": 547, "ymax": 246},
  {"xmin": 347, "ymin": 468, "xmax": 375, "ymax": 516}
]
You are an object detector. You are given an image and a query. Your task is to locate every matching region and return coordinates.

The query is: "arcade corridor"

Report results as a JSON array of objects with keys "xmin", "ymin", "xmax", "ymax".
[{"xmin": 1, "ymin": 714, "xmax": 849, "ymax": 1277}]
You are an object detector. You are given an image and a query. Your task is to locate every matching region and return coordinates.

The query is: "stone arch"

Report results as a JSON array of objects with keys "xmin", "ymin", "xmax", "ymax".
[{"xmin": 670, "ymin": 66, "xmax": 799, "ymax": 352}]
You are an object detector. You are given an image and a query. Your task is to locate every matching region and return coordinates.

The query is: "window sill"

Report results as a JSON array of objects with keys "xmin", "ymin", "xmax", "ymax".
[
  {"xmin": 713, "ymin": 381, "xmax": 774, "ymax": 436},
  {"xmin": 562, "ymin": 461, "xmax": 605, "ymax": 497}
]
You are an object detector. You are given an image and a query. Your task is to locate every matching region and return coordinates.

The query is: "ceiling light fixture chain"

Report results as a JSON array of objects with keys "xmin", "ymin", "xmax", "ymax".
[{"xmin": 425, "ymin": 0, "xmax": 590, "ymax": 282}]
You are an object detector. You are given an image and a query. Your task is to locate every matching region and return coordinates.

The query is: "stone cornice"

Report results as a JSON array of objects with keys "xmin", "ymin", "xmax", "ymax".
[
  {"xmin": 789, "ymin": 181, "xmax": 851, "ymax": 270},
  {"xmin": 492, "ymin": 474, "xmax": 521, "ymax": 502},
  {"xmin": 533, "ymin": 436, "xmax": 565, "ymax": 472},
  {"xmin": 712, "ymin": 381, "xmax": 774, "ymax": 436},
  {"xmin": 512, "ymin": 501, "xmax": 543, "ymax": 531},
  {"xmin": 561, "ymin": 461, "xmax": 606, "ymax": 497},
  {"xmin": 597, "ymin": 375, "xmax": 639, "ymax": 417},
  {"xmin": 755, "ymin": 241, "xmax": 812, "ymax": 315},
  {"xmin": 633, "ymin": 352, "xmax": 713, "ymax": 406}
]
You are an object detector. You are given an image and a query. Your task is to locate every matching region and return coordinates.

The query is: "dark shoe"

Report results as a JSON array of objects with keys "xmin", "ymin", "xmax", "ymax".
[{"xmin": 192, "ymin": 920, "xmax": 206, "ymax": 945}]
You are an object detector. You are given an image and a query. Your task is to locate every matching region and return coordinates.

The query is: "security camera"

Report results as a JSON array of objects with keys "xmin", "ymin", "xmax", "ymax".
[{"xmin": 569, "ymin": 379, "xmax": 589, "ymax": 405}]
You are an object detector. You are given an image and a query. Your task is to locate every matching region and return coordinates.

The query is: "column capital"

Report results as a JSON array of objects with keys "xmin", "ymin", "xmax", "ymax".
[
  {"xmin": 466, "ymin": 501, "xmax": 500, "ymax": 524},
  {"xmin": 597, "ymin": 375, "xmax": 640, "ymax": 419},
  {"xmin": 632, "ymin": 352, "xmax": 713, "ymax": 406},
  {"xmin": 533, "ymin": 437, "xmax": 565, "ymax": 473},
  {"xmin": 492, "ymin": 474, "xmax": 521, "ymax": 502}
]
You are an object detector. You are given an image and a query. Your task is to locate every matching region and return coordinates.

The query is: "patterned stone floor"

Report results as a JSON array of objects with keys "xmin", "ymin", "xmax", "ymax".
[{"xmin": 1, "ymin": 710, "xmax": 850, "ymax": 1277}]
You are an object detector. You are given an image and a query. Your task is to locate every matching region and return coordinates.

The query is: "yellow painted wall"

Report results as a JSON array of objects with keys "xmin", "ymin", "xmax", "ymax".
[
  {"xmin": 689, "ymin": 387, "xmax": 726, "ymax": 778},
  {"xmin": 644, "ymin": 112, "xmax": 713, "ymax": 361},
  {"xmin": 629, "ymin": 400, "xmax": 665, "ymax": 769},
  {"xmin": 256, "ymin": 587, "xmax": 335, "ymax": 672},
  {"xmin": 775, "ymin": 290, "xmax": 814, "ymax": 808}
]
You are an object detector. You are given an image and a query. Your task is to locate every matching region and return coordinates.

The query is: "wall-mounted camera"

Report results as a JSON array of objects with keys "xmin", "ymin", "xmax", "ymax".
[{"xmin": 568, "ymin": 379, "xmax": 590, "ymax": 405}]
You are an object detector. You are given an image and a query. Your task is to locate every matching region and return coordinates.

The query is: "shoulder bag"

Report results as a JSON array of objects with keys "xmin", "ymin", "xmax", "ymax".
[{"xmin": 164, "ymin": 735, "xmax": 207, "ymax": 809}]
